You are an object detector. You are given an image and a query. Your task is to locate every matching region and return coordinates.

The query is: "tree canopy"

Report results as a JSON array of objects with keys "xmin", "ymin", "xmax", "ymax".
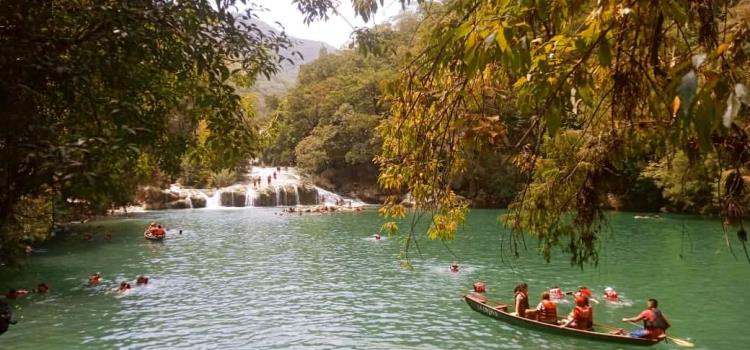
[
  {"xmin": 338, "ymin": 0, "xmax": 750, "ymax": 266},
  {"xmin": 0, "ymin": 0, "xmax": 298, "ymax": 265}
]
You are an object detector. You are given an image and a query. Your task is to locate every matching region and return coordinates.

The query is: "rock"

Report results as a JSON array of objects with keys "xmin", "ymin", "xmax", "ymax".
[
  {"xmin": 220, "ymin": 191, "xmax": 246, "ymax": 207},
  {"xmin": 255, "ymin": 187, "xmax": 277, "ymax": 206},
  {"xmin": 168, "ymin": 199, "xmax": 190, "ymax": 209},
  {"xmin": 189, "ymin": 195, "xmax": 207, "ymax": 208},
  {"xmin": 297, "ymin": 185, "xmax": 319, "ymax": 205},
  {"xmin": 138, "ymin": 186, "xmax": 178, "ymax": 210}
]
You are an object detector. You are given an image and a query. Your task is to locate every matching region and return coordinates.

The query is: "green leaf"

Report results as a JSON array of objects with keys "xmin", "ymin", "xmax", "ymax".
[
  {"xmin": 546, "ymin": 106, "xmax": 562, "ymax": 137},
  {"xmin": 598, "ymin": 38, "xmax": 612, "ymax": 67},
  {"xmin": 660, "ymin": 0, "xmax": 687, "ymax": 25}
]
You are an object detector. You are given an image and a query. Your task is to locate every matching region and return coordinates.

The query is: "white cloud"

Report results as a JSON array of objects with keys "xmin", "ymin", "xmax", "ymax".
[{"xmin": 251, "ymin": 0, "xmax": 408, "ymax": 48}]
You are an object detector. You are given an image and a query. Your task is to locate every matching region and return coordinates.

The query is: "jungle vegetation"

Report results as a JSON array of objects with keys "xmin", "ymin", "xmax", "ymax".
[{"xmin": 2, "ymin": 0, "xmax": 749, "ymax": 268}]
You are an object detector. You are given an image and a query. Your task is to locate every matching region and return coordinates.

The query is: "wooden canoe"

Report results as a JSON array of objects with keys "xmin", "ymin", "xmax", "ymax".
[
  {"xmin": 464, "ymin": 294, "xmax": 663, "ymax": 346},
  {"xmin": 143, "ymin": 231, "xmax": 164, "ymax": 241}
]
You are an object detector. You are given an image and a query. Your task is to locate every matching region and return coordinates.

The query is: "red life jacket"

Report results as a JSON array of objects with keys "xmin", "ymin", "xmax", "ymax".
[
  {"xmin": 538, "ymin": 300, "xmax": 558, "ymax": 323},
  {"xmin": 549, "ymin": 288, "xmax": 563, "ymax": 299},
  {"xmin": 605, "ymin": 290, "xmax": 618, "ymax": 300},
  {"xmin": 574, "ymin": 305, "xmax": 593, "ymax": 330},
  {"xmin": 579, "ymin": 288, "xmax": 592, "ymax": 298},
  {"xmin": 644, "ymin": 308, "xmax": 670, "ymax": 330}
]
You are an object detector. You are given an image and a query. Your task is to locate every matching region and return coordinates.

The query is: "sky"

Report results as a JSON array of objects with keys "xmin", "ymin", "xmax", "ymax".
[{"xmin": 252, "ymin": 0, "xmax": 409, "ymax": 48}]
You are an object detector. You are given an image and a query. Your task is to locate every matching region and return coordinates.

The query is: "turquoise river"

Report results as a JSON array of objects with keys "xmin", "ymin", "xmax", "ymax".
[{"xmin": 1, "ymin": 209, "xmax": 748, "ymax": 349}]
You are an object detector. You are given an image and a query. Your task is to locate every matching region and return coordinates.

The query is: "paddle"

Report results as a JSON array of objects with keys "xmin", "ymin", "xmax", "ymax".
[{"xmin": 625, "ymin": 321, "xmax": 695, "ymax": 348}]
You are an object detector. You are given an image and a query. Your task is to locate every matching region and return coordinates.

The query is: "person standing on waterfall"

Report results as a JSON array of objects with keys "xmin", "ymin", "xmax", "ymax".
[{"xmin": 267, "ymin": 175, "xmax": 272, "ymax": 185}]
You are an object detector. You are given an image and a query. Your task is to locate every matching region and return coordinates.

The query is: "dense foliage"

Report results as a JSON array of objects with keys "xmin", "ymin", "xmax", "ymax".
[
  {"xmin": 261, "ymin": 26, "xmax": 402, "ymax": 200},
  {"xmin": 319, "ymin": 0, "xmax": 750, "ymax": 266},
  {"xmin": 0, "ymin": 0, "xmax": 297, "ymax": 265}
]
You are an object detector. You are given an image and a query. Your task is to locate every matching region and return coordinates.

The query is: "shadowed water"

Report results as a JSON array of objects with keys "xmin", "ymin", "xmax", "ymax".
[{"xmin": 1, "ymin": 209, "xmax": 748, "ymax": 349}]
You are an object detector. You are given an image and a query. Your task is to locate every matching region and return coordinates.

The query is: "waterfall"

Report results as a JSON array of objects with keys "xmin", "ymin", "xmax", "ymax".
[
  {"xmin": 206, "ymin": 190, "xmax": 222, "ymax": 209},
  {"xmin": 275, "ymin": 185, "xmax": 282, "ymax": 206},
  {"xmin": 293, "ymin": 185, "xmax": 300, "ymax": 206},
  {"xmin": 245, "ymin": 185, "xmax": 255, "ymax": 207},
  {"xmin": 196, "ymin": 191, "xmax": 210, "ymax": 204},
  {"xmin": 185, "ymin": 195, "xmax": 193, "ymax": 209}
]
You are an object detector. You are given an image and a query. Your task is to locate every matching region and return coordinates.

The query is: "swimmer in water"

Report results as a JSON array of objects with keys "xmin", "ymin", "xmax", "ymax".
[
  {"xmin": 4, "ymin": 289, "xmax": 30, "ymax": 299},
  {"xmin": 450, "ymin": 261, "xmax": 460, "ymax": 272},
  {"xmin": 136, "ymin": 276, "xmax": 149, "ymax": 285},
  {"xmin": 33, "ymin": 283, "xmax": 50, "ymax": 294},
  {"xmin": 374, "ymin": 233, "xmax": 381, "ymax": 240},
  {"xmin": 118, "ymin": 281, "xmax": 131, "ymax": 293},
  {"xmin": 89, "ymin": 273, "xmax": 102, "ymax": 285},
  {"xmin": 603, "ymin": 287, "xmax": 619, "ymax": 301}
]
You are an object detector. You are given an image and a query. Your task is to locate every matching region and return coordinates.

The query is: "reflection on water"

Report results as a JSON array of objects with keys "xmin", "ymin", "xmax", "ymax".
[{"xmin": 1, "ymin": 209, "xmax": 748, "ymax": 349}]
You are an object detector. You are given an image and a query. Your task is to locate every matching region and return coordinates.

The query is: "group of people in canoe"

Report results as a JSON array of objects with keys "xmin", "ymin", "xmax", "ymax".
[
  {"xmin": 512, "ymin": 283, "xmax": 670, "ymax": 340},
  {"xmin": 144, "ymin": 222, "xmax": 167, "ymax": 239}
]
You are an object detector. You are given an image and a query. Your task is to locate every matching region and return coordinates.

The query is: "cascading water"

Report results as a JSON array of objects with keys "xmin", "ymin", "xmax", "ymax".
[
  {"xmin": 275, "ymin": 186, "xmax": 282, "ymax": 206},
  {"xmin": 293, "ymin": 185, "xmax": 300, "ymax": 206},
  {"xmin": 185, "ymin": 196, "xmax": 193, "ymax": 209},
  {"xmin": 245, "ymin": 185, "xmax": 255, "ymax": 207},
  {"xmin": 206, "ymin": 190, "xmax": 222, "ymax": 209}
]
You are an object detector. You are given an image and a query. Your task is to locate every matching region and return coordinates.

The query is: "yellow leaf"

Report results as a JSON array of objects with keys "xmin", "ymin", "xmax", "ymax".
[
  {"xmin": 671, "ymin": 96, "xmax": 681, "ymax": 117},
  {"xmin": 716, "ymin": 42, "xmax": 730, "ymax": 55}
]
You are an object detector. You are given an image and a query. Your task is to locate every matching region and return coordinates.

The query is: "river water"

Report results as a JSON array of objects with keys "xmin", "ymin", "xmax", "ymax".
[{"xmin": 0, "ymin": 209, "xmax": 747, "ymax": 349}]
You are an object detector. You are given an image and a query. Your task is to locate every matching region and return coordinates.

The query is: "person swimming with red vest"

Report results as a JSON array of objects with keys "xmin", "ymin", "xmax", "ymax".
[
  {"xmin": 3, "ymin": 289, "xmax": 29, "ymax": 299},
  {"xmin": 603, "ymin": 287, "xmax": 619, "ymax": 301},
  {"xmin": 536, "ymin": 291, "xmax": 558, "ymax": 324},
  {"xmin": 549, "ymin": 286, "xmax": 564, "ymax": 300},
  {"xmin": 513, "ymin": 283, "xmax": 530, "ymax": 318},
  {"xmin": 118, "ymin": 281, "xmax": 131, "ymax": 293},
  {"xmin": 561, "ymin": 295, "xmax": 593, "ymax": 330},
  {"xmin": 622, "ymin": 298, "xmax": 671, "ymax": 339},
  {"xmin": 449, "ymin": 262, "xmax": 459, "ymax": 272},
  {"xmin": 89, "ymin": 273, "xmax": 102, "ymax": 285},
  {"xmin": 578, "ymin": 286, "xmax": 592, "ymax": 298}
]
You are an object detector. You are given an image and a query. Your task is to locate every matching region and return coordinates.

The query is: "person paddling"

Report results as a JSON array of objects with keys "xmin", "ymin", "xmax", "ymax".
[{"xmin": 622, "ymin": 298, "xmax": 671, "ymax": 339}]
